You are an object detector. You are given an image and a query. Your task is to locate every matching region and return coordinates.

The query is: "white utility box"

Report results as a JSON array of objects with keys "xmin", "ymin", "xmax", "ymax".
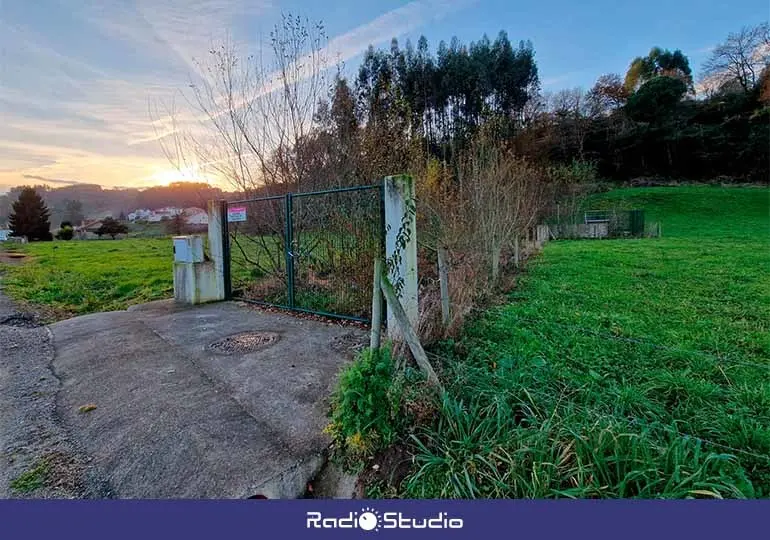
[{"xmin": 173, "ymin": 235, "xmax": 204, "ymax": 263}]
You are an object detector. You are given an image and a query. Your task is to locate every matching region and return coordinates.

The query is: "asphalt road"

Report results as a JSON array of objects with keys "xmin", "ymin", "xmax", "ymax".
[{"xmin": 0, "ymin": 288, "xmax": 110, "ymax": 498}]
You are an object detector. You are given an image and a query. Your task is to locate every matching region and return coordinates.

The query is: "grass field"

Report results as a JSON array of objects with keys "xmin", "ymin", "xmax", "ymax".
[
  {"xmin": 0, "ymin": 238, "xmax": 173, "ymax": 318},
  {"xmin": 2, "ymin": 186, "xmax": 769, "ymax": 498},
  {"xmin": 405, "ymin": 186, "xmax": 770, "ymax": 498}
]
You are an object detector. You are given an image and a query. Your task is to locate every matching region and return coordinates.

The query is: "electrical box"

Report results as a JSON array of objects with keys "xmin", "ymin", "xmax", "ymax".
[{"xmin": 173, "ymin": 236, "xmax": 204, "ymax": 263}]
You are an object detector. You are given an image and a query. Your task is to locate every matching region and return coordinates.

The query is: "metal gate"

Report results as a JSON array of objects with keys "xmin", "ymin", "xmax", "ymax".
[{"xmin": 223, "ymin": 184, "xmax": 384, "ymax": 322}]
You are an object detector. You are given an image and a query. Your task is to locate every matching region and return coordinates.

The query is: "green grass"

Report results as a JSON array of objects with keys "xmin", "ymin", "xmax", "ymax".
[
  {"xmin": 406, "ymin": 186, "xmax": 770, "ymax": 499},
  {"xmin": 10, "ymin": 459, "xmax": 50, "ymax": 494},
  {"xmin": 1, "ymin": 238, "xmax": 173, "ymax": 317}
]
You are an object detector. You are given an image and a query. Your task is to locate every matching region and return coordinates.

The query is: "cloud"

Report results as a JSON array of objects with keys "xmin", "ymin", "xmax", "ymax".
[
  {"xmin": 0, "ymin": 1, "xmax": 474, "ymax": 192},
  {"xmin": 78, "ymin": 0, "xmax": 271, "ymax": 77},
  {"xmin": 22, "ymin": 175, "xmax": 88, "ymax": 186},
  {"xmin": 130, "ymin": 0, "xmax": 476, "ymax": 145},
  {"xmin": 324, "ymin": 0, "xmax": 476, "ymax": 63}
]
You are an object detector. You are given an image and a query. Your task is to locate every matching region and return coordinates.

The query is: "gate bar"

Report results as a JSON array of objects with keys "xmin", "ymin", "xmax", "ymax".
[
  {"xmin": 227, "ymin": 194, "xmax": 285, "ymax": 205},
  {"xmin": 290, "ymin": 184, "xmax": 381, "ymax": 198},
  {"xmin": 284, "ymin": 193, "xmax": 295, "ymax": 309},
  {"xmin": 235, "ymin": 298, "xmax": 370, "ymax": 324},
  {"xmin": 220, "ymin": 199, "xmax": 232, "ymax": 300}
]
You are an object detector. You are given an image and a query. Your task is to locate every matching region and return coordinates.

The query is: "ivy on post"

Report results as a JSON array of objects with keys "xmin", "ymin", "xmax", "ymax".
[{"xmin": 383, "ymin": 174, "xmax": 418, "ymax": 342}]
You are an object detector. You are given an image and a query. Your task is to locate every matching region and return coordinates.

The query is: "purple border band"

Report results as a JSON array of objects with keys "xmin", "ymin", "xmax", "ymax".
[{"xmin": 1, "ymin": 499, "xmax": 766, "ymax": 539}]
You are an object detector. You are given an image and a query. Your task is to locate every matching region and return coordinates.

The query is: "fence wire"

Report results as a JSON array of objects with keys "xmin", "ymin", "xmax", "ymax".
[{"xmin": 225, "ymin": 185, "xmax": 383, "ymax": 321}]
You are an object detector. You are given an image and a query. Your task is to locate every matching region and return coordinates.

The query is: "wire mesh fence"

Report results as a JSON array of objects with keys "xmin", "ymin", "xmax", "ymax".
[
  {"xmin": 225, "ymin": 185, "xmax": 383, "ymax": 321},
  {"xmin": 547, "ymin": 209, "xmax": 648, "ymax": 239},
  {"xmin": 227, "ymin": 196, "xmax": 288, "ymax": 307}
]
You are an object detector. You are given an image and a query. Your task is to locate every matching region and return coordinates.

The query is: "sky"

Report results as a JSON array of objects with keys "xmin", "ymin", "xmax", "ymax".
[{"xmin": 0, "ymin": 0, "xmax": 767, "ymax": 194}]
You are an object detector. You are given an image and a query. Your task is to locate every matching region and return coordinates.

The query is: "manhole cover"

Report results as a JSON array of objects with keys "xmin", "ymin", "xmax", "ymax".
[
  {"xmin": 208, "ymin": 331, "xmax": 279, "ymax": 355},
  {"xmin": 0, "ymin": 314, "xmax": 41, "ymax": 328}
]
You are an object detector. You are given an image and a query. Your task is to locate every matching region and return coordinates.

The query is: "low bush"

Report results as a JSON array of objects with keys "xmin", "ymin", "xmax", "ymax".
[{"xmin": 326, "ymin": 346, "xmax": 436, "ymax": 471}]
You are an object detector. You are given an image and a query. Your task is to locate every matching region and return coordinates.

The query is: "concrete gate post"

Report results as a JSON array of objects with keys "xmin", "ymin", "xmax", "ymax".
[
  {"xmin": 207, "ymin": 200, "xmax": 227, "ymax": 300},
  {"xmin": 384, "ymin": 175, "xmax": 418, "ymax": 340},
  {"xmin": 171, "ymin": 200, "xmax": 227, "ymax": 304}
]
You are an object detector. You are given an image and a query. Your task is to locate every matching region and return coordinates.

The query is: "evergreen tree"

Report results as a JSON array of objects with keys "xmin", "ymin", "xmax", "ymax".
[
  {"xmin": 56, "ymin": 221, "xmax": 74, "ymax": 241},
  {"xmin": 63, "ymin": 199, "xmax": 84, "ymax": 225},
  {"xmin": 96, "ymin": 217, "xmax": 128, "ymax": 239},
  {"xmin": 9, "ymin": 187, "xmax": 52, "ymax": 241}
]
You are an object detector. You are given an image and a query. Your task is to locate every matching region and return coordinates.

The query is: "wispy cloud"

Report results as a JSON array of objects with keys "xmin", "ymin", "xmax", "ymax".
[
  {"xmin": 325, "ymin": 0, "xmax": 477, "ymax": 63},
  {"xmin": 541, "ymin": 74, "xmax": 573, "ymax": 87},
  {"xmin": 22, "ymin": 175, "xmax": 88, "ymax": 186},
  {"xmin": 0, "ymin": 1, "xmax": 474, "ymax": 193},
  {"xmin": 130, "ymin": 0, "xmax": 477, "ymax": 146}
]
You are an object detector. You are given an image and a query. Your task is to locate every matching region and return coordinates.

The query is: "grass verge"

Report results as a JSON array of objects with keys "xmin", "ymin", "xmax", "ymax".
[
  {"xmin": 0, "ymin": 238, "xmax": 173, "ymax": 319},
  {"xmin": 380, "ymin": 186, "xmax": 770, "ymax": 498}
]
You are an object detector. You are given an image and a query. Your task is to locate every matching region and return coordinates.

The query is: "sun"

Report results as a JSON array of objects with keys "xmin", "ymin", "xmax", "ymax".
[{"xmin": 147, "ymin": 166, "xmax": 216, "ymax": 186}]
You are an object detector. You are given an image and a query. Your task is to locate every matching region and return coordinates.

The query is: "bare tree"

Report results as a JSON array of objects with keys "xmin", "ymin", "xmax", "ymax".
[
  {"xmin": 155, "ymin": 14, "xmax": 330, "ymax": 195},
  {"xmin": 454, "ymin": 134, "xmax": 545, "ymax": 282},
  {"xmin": 702, "ymin": 23, "xmax": 770, "ymax": 94},
  {"xmin": 151, "ymin": 15, "xmax": 331, "ymax": 283},
  {"xmin": 548, "ymin": 88, "xmax": 592, "ymax": 160},
  {"xmin": 587, "ymin": 74, "xmax": 629, "ymax": 115}
]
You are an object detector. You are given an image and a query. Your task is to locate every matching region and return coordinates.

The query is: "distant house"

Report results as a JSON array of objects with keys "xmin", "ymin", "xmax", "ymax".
[
  {"xmin": 183, "ymin": 207, "xmax": 208, "ymax": 225},
  {"xmin": 75, "ymin": 219, "xmax": 104, "ymax": 239},
  {"xmin": 128, "ymin": 209, "xmax": 153, "ymax": 222},
  {"xmin": 0, "ymin": 229, "xmax": 11, "ymax": 241},
  {"xmin": 129, "ymin": 207, "xmax": 183, "ymax": 223}
]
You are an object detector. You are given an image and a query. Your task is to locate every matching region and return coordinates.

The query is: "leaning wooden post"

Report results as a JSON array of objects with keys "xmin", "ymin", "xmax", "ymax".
[
  {"xmin": 380, "ymin": 272, "xmax": 441, "ymax": 388},
  {"xmin": 370, "ymin": 257, "xmax": 383, "ymax": 351},
  {"xmin": 437, "ymin": 247, "xmax": 450, "ymax": 328}
]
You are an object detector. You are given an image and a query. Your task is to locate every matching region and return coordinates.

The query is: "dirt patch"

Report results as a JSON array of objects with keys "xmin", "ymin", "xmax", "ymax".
[
  {"xmin": 9, "ymin": 451, "xmax": 90, "ymax": 497},
  {"xmin": 355, "ymin": 444, "xmax": 414, "ymax": 498},
  {"xmin": 237, "ymin": 301, "xmax": 369, "ymax": 331},
  {"xmin": 329, "ymin": 332, "xmax": 368, "ymax": 355},
  {"xmin": 0, "ymin": 313, "xmax": 42, "ymax": 328},
  {"xmin": 0, "ymin": 251, "xmax": 28, "ymax": 265}
]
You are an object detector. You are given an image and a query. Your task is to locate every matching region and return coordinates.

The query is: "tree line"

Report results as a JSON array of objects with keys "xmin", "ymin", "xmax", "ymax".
[{"xmin": 303, "ymin": 22, "xmax": 769, "ymax": 185}]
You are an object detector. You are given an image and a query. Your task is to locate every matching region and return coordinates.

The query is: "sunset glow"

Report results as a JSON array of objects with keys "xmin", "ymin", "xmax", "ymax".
[{"xmin": 1, "ymin": 1, "xmax": 764, "ymax": 194}]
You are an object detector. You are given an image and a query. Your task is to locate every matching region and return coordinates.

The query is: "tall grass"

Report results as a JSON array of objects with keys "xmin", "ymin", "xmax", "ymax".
[
  {"xmin": 1, "ymin": 239, "xmax": 173, "ymax": 317},
  {"xmin": 402, "ymin": 186, "xmax": 770, "ymax": 498}
]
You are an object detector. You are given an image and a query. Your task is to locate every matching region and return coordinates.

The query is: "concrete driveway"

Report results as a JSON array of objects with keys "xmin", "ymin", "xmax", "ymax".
[{"xmin": 49, "ymin": 300, "xmax": 364, "ymax": 498}]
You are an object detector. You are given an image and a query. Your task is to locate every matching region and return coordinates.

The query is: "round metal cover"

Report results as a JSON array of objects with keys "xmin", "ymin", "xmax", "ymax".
[{"xmin": 208, "ymin": 331, "xmax": 279, "ymax": 355}]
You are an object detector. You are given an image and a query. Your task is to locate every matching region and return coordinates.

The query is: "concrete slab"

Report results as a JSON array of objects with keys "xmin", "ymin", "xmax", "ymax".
[{"xmin": 49, "ymin": 300, "xmax": 365, "ymax": 498}]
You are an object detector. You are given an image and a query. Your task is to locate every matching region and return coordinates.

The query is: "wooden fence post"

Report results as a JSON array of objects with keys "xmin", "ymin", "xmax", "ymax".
[
  {"xmin": 370, "ymin": 257, "xmax": 383, "ymax": 351},
  {"xmin": 380, "ymin": 272, "xmax": 440, "ymax": 388},
  {"xmin": 437, "ymin": 247, "xmax": 450, "ymax": 328}
]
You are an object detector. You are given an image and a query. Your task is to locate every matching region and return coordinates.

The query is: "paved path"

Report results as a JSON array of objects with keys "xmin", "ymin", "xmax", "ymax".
[
  {"xmin": 1, "ymin": 293, "xmax": 363, "ymax": 498},
  {"xmin": 0, "ymin": 289, "xmax": 109, "ymax": 498}
]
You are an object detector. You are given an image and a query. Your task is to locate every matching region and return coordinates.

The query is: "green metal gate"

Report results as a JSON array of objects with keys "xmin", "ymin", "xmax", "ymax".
[{"xmin": 223, "ymin": 184, "xmax": 384, "ymax": 322}]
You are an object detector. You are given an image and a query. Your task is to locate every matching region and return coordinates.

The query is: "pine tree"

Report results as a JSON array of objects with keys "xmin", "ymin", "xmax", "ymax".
[{"xmin": 9, "ymin": 187, "xmax": 52, "ymax": 241}]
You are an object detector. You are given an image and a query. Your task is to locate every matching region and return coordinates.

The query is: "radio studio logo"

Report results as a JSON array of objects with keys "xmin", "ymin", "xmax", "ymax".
[{"xmin": 306, "ymin": 506, "xmax": 464, "ymax": 531}]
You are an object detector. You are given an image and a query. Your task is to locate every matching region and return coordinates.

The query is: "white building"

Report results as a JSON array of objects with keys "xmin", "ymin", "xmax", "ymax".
[
  {"xmin": 127, "ymin": 209, "xmax": 153, "ymax": 222},
  {"xmin": 128, "ymin": 207, "xmax": 183, "ymax": 222},
  {"xmin": 0, "ymin": 229, "xmax": 11, "ymax": 241},
  {"xmin": 183, "ymin": 207, "xmax": 208, "ymax": 225}
]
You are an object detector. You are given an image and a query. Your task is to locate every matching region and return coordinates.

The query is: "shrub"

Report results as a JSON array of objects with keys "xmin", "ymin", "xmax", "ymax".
[
  {"xmin": 96, "ymin": 217, "xmax": 128, "ymax": 239},
  {"xmin": 56, "ymin": 223, "xmax": 74, "ymax": 241},
  {"xmin": 326, "ymin": 346, "xmax": 405, "ymax": 469}
]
